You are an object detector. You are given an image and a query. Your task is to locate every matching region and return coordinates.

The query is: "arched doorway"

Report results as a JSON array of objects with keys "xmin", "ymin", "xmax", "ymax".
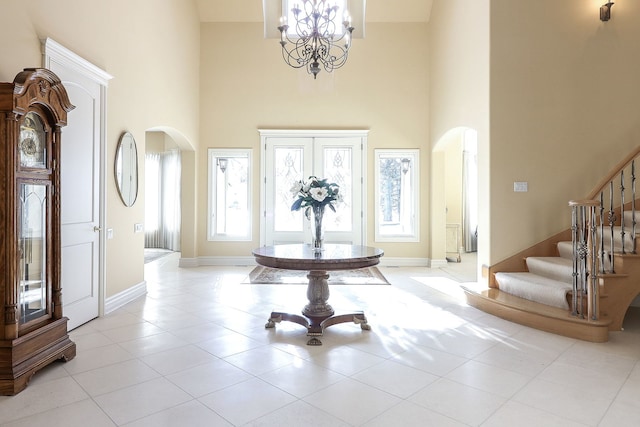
[
  {"xmin": 144, "ymin": 128, "xmax": 196, "ymax": 264},
  {"xmin": 433, "ymin": 127, "xmax": 478, "ymax": 276}
]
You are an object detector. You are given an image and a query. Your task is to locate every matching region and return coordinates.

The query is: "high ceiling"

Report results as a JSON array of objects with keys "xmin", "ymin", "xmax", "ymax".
[{"xmin": 195, "ymin": 0, "xmax": 433, "ymax": 23}]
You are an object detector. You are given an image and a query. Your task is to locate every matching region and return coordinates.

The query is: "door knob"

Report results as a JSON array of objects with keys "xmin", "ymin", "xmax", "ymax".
[{"xmin": 94, "ymin": 226, "xmax": 101, "ymax": 232}]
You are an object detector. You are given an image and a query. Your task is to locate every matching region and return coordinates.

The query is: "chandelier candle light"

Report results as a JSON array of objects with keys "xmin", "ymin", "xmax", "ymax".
[
  {"xmin": 291, "ymin": 176, "xmax": 341, "ymax": 251},
  {"xmin": 278, "ymin": 0, "xmax": 355, "ymax": 79}
]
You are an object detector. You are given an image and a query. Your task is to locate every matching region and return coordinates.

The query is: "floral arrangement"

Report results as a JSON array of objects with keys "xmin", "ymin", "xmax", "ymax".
[{"xmin": 290, "ymin": 176, "xmax": 341, "ymax": 216}]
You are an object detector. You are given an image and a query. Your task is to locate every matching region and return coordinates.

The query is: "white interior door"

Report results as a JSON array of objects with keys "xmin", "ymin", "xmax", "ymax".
[
  {"xmin": 261, "ymin": 131, "xmax": 365, "ymax": 246},
  {"xmin": 44, "ymin": 39, "xmax": 111, "ymax": 330}
]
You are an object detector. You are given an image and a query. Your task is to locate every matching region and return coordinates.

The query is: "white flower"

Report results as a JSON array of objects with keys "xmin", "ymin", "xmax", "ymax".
[
  {"xmin": 309, "ymin": 187, "xmax": 328, "ymax": 202},
  {"xmin": 290, "ymin": 181, "xmax": 303, "ymax": 195}
]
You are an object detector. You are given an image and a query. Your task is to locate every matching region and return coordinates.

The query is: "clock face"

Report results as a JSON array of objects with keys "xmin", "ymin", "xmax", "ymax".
[{"xmin": 19, "ymin": 112, "xmax": 46, "ymax": 169}]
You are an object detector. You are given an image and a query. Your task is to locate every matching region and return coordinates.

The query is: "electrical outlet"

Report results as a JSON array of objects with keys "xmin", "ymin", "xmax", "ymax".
[{"xmin": 134, "ymin": 223, "xmax": 143, "ymax": 233}]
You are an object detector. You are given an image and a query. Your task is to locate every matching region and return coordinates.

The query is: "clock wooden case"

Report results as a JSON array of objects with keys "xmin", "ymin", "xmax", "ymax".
[{"xmin": 0, "ymin": 68, "xmax": 76, "ymax": 395}]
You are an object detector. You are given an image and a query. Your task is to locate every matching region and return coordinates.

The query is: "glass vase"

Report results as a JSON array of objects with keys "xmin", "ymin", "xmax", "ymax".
[{"xmin": 310, "ymin": 205, "xmax": 325, "ymax": 252}]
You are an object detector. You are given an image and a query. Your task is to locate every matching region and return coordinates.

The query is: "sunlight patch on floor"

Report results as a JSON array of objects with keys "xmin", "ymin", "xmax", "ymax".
[{"xmin": 411, "ymin": 276, "xmax": 469, "ymax": 302}]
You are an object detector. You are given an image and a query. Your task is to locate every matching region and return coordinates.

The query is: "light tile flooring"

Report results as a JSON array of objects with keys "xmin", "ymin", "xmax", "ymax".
[{"xmin": 2, "ymin": 253, "xmax": 640, "ymax": 426}]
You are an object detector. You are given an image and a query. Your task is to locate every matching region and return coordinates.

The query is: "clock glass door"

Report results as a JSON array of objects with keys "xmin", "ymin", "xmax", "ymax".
[
  {"xmin": 19, "ymin": 112, "xmax": 47, "ymax": 169},
  {"xmin": 18, "ymin": 182, "xmax": 50, "ymax": 325}
]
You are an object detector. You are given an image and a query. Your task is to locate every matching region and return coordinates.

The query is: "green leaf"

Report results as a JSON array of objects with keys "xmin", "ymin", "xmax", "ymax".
[{"xmin": 291, "ymin": 198, "xmax": 304, "ymax": 211}]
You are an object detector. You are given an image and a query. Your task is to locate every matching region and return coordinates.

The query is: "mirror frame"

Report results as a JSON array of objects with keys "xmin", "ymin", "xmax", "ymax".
[{"xmin": 114, "ymin": 131, "xmax": 138, "ymax": 207}]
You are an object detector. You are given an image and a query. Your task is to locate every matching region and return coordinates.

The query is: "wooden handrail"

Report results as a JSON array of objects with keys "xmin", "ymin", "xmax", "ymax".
[{"xmin": 587, "ymin": 145, "xmax": 640, "ymax": 200}]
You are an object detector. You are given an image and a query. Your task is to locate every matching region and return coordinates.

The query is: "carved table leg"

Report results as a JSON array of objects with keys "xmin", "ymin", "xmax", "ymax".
[
  {"xmin": 302, "ymin": 270, "xmax": 334, "ymax": 318},
  {"xmin": 265, "ymin": 269, "xmax": 371, "ymax": 346}
]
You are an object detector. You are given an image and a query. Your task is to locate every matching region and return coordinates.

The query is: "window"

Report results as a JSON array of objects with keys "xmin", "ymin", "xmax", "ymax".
[
  {"xmin": 283, "ymin": 0, "xmax": 349, "ymax": 37},
  {"xmin": 374, "ymin": 149, "xmax": 419, "ymax": 242},
  {"xmin": 208, "ymin": 149, "xmax": 252, "ymax": 241}
]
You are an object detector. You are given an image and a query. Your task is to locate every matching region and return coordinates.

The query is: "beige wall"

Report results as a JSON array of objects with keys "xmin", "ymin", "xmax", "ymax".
[
  {"xmin": 199, "ymin": 22, "xmax": 430, "ymax": 260},
  {"xmin": 429, "ymin": 0, "xmax": 490, "ymax": 268},
  {"xmin": 444, "ymin": 135, "xmax": 464, "ymax": 228},
  {"xmin": 5, "ymin": 0, "xmax": 636, "ymax": 303},
  {"xmin": 0, "ymin": 0, "xmax": 201, "ymax": 298},
  {"xmin": 489, "ymin": 0, "xmax": 640, "ymax": 264}
]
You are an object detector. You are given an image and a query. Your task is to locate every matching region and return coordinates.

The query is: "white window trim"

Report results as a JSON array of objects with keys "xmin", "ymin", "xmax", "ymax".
[
  {"xmin": 207, "ymin": 148, "xmax": 253, "ymax": 241},
  {"xmin": 374, "ymin": 149, "xmax": 420, "ymax": 243}
]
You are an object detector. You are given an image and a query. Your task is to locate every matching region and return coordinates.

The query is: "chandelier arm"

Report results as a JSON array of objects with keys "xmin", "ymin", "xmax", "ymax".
[{"xmin": 277, "ymin": 0, "xmax": 354, "ymax": 78}]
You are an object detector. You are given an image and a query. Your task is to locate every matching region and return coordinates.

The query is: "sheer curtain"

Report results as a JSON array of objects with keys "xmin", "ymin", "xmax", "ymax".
[
  {"xmin": 462, "ymin": 130, "xmax": 478, "ymax": 252},
  {"xmin": 145, "ymin": 149, "xmax": 181, "ymax": 251}
]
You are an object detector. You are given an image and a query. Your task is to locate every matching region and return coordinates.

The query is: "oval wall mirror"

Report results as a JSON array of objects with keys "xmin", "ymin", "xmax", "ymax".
[{"xmin": 115, "ymin": 131, "xmax": 138, "ymax": 207}]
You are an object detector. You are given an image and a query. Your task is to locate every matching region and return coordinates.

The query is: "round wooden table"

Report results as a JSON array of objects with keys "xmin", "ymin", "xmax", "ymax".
[{"xmin": 252, "ymin": 244, "xmax": 384, "ymax": 345}]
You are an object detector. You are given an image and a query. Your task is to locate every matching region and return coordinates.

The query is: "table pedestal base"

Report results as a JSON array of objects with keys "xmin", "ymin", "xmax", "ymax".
[
  {"xmin": 265, "ymin": 311, "xmax": 370, "ymax": 346},
  {"xmin": 264, "ymin": 270, "xmax": 371, "ymax": 345}
]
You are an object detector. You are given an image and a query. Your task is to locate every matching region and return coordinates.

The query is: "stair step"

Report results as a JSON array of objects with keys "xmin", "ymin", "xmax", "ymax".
[
  {"xmin": 557, "ymin": 241, "xmax": 573, "ymax": 259},
  {"xmin": 495, "ymin": 272, "xmax": 572, "ymax": 309},
  {"xmin": 596, "ymin": 226, "xmax": 636, "ymax": 253},
  {"xmin": 623, "ymin": 210, "xmax": 640, "ymax": 226},
  {"xmin": 462, "ymin": 285, "xmax": 611, "ymax": 343},
  {"xmin": 526, "ymin": 257, "xmax": 572, "ymax": 284}
]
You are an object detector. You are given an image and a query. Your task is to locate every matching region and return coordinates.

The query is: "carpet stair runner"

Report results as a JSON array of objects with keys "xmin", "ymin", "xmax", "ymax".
[
  {"xmin": 464, "ymin": 211, "xmax": 640, "ymax": 342},
  {"xmin": 495, "ymin": 256, "xmax": 573, "ymax": 310}
]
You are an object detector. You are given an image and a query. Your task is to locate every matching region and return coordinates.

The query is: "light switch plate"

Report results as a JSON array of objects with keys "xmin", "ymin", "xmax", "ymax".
[
  {"xmin": 134, "ymin": 223, "xmax": 143, "ymax": 233},
  {"xmin": 107, "ymin": 228, "xmax": 114, "ymax": 239},
  {"xmin": 514, "ymin": 181, "xmax": 528, "ymax": 192}
]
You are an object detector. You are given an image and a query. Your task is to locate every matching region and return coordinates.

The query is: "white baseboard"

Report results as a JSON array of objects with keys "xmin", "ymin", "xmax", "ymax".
[
  {"xmin": 105, "ymin": 280, "xmax": 147, "ymax": 314},
  {"xmin": 379, "ymin": 257, "xmax": 430, "ymax": 267},
  {"xmin": 179, "ymin": 256, "xmax": 256, "ymax": 267},
  {"xmin": 429, "ymin": 258, "xmax": 449, "ymax": 268},
  {"xmin": 181, "ymin": 256, "xmax": 431, "ymax": 268}
]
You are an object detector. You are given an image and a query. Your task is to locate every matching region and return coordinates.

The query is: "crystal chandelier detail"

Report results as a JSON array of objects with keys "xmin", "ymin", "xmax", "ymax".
[{"xmin": 277, "ymin": 1, "xmax": 354, "ymax": 79}]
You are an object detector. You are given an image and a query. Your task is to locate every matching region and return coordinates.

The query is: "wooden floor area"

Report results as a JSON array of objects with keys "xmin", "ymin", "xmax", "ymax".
[{"xmin": 462, "ymin": 285, "xmax": 612, "ymax": 342}]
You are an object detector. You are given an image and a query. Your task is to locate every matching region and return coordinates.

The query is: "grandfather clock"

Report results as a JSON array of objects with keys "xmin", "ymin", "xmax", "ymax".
[{"xmin": 0, "ymin": 68, "xmax": 76, "ymax": 395}]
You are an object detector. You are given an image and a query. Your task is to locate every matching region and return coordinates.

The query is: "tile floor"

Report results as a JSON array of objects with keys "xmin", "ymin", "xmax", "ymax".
[{"xmin": 1, "ymin": 253, "xmax": 640, "ymax": 426}]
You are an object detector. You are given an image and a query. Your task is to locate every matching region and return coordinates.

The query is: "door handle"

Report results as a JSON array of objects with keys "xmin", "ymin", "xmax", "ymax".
[{"xmin": 94, "ymin": 226, "xmax": 101, "ymax": 232}]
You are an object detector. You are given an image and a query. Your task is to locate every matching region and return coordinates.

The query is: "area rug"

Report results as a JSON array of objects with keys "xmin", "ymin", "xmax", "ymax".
[
  {"xmin": 245, "ymin": 266, "xmax": 390, "ymax": 285},
  {"xmin": 144, "ymin": 249, "xmax": 173, "ymax": 264}
]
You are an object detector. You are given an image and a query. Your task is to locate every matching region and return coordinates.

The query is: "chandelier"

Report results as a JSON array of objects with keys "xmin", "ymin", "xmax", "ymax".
[{"xmin": 277, "ymin": 1, "xmax": 355, "ymax": 79}]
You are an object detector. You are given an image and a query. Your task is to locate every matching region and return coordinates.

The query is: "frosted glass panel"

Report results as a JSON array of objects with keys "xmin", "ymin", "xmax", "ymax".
[
  {"xmin": 274, "ymin": 147, "xmax": 304, "ymax": 232},
  {"xmin": 323, "ymin": 147, "xmax": 352, "ymax": 232}
]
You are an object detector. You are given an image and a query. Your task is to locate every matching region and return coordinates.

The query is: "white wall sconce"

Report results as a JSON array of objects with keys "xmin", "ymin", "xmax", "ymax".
[
  {"xmin": 600, "ymin": 2, "xmax": 614, "ymax": 21},
  {"xmin": 401, "ymin": 158, "xmax": 411, "ymax": 174},
  {"xmin": 217, "ymin": 158, "xmax": 228, "ymax": 173}
]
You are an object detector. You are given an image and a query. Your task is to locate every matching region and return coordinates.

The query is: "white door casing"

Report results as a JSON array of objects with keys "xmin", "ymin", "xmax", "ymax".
[
  {"xmin": 43, "ymin": 39, "xmax": 112, "ymax": 330},
  {"xmin": 260, "ymin": 130, "xmax": 368, "ymax": 247}
]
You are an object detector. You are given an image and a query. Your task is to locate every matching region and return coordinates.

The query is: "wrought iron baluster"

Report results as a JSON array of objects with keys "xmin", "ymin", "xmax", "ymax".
[
  {"xmin": 609, "ymin": 181, "xmax": 616, "ymax": 273},
  {"xmin": 633, "ymin": 160, "xmax": 637, "ymax": 254},
  {"xmin": 571, "ymin": 203, "xmax": 579, "ymax": 317},
  {"xmin": 621, "ymin": 170, "xmax": 626, "ymax": 254},
  {"xmin": 588, "ymin": 204, "xmax": 599, "ymax": 321},
  {"xmin": 600, "ymin": 191, "xmax": 606, "ymax": 273}
]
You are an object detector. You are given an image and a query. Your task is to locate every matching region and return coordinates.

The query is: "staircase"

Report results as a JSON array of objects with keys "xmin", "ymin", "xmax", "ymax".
[{"xmin": 464, "ymin": 147, "xmax": 640, "ymax": 343}]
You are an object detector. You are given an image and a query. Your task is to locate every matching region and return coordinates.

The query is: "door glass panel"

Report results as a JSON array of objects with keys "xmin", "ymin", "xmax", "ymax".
[
  {"xmin": 322, "ymin": 147, "xmax": 352, "ymax": 232},
  {"xmin": 19, "ymin": 112, "xmax": 47, "ymax": 169},
  {"xmin": 274, "ymin": 147, "xmax": 304, "ymax": 232},
  {"xmin": 262, "ymin": 133, "xmax": 364, "ymax": 246},
  {"xmin": 18, "ymin": 183, "xmax": 49, "ymax": 324}
]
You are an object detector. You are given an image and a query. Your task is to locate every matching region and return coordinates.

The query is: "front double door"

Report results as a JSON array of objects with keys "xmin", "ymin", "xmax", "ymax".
[{"xmin": 262, "ymin": 133, "xmax": 365, "ymax": 246}]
